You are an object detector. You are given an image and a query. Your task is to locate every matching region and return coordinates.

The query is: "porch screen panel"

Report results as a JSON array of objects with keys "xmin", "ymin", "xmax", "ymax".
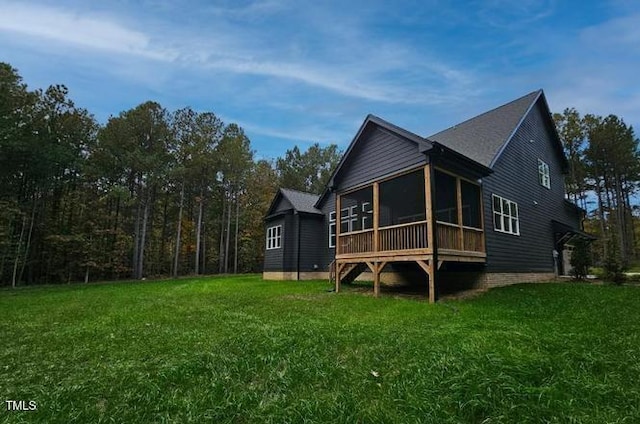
[
  {"xmin": 461, "ymin": 180, "xmax": 482, "ymax": 228},
  {"xmin": 378, "ymin": 170, "xmax": 425, "ymax": 227},
  {"xmin": 435, "ymin": 171, "xmax": 458, "ymax": 224}
]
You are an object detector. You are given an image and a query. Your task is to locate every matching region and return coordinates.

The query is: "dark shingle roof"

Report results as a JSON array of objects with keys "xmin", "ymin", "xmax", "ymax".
[
  {"xmin": 280, "ymin": 188, "xmax": 322, "ymax": 214},
  {"xmin": 428, "ymin": 90, "xmax": 541, "ymax": 167}
]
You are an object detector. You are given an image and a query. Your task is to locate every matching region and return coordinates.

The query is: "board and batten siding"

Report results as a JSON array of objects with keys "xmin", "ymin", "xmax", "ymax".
[
  {"xmin": 335, "ymin": 126, "xmax": 426, "ymax": 190},
  {"xmin": 263, "ymin": 216, "xmax": 286, "ymax": 271},
  {"xmin": 482, "ymin": 100, "xmax": 581, "ymax": 273}
]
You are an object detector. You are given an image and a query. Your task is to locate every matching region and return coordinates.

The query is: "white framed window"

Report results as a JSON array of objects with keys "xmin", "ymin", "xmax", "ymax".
[
  {"xmin": 349, "ymin": 205, "xmax": 358, "ymax": 232},
  {"xmin": 538, "ymin": 159, "xmax": 550, "ymax": 189},
  {"xmin": 492, "ymin": 194, "xmax": 519, "ymax": 235},
  {"xmin": 340, "ymin": 206, "xmax": 358, "ymax": 234},
  {"xmin": 361, "ymin": 202, "xmax": 373, "ymax": 230},
  {"xmin": 328, "ymin": 212, "xmax": 336, "ymax": 248},
  {"xmin": 266, "ymin": 225, "xmax": 282, "ymax": 250}
]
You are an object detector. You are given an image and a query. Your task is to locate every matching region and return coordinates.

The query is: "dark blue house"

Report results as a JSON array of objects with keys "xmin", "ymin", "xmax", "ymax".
[{"xmin": 263, "ymin": 90, "xmax": 591, "ymax": 302}]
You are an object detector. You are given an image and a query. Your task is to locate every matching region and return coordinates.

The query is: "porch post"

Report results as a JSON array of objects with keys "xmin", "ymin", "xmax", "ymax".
[
  {"xmin": 373, "ymin": 182, "xmax": 379, "ymax": 253},
  {"xmin": 479, "ymin": 184, "xmax": 486, "ymax": 253},
  {"xmin": 336, "ymin": 194, "xmax": 341, "ymax": 256},
  {"xmin": 456, "ymin": 177, "xmax": 464, "ymax": 250},
  {"xmin": 427, "ymin": 164, "xmax": 439, "ymax": 302},
  {"xmin": 424, "ymin": 165, "xmax": 433, "ymax": 250},
  {"xmin": 335, "ymin": 193, "xmax": 342, "ymax": 293}
]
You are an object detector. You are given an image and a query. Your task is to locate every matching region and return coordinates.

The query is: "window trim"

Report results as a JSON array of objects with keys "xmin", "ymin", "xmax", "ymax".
[
  {"xmin": 266, "ymin": 225, "xmax": 282, "ymax": 250},
  {"xmin": 492, "ymin": 194, "xmax": 520, "ymax": 236},
  {"xmin": 328, "ymin": 211, "xmax": 336, "ymax": 248},
  {"xmin": 361, "ymin": 201, "xmax": 373, "ymax": 230},
  {"xmin": 538, "ymin": 159, "xmax": 550, "ymax": 189},
  {"xmin": 340, "ymin": 206, "xmax": 358, "ymax": 234}
]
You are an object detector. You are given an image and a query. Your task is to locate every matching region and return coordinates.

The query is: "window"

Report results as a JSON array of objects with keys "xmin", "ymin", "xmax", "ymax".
[
  {"xmin": 350, "ymin": 205, "xmax": 358, "ymax": 232},
  {"xmin": 538, "ymin": 159, "xmax": 550, "ymax": 189},
  {"xmin": 361, "ymin": 202, "xmax": 373, "ymax": 230},
  {"xmin": 328, "ymin": 212, "xmax": 336, "ymax": 248},
  {"xmin": 340, "ymin": 186, "xmax": 373, "ymax": 232},
  {"xmin": 492, "ymin": 195, "xmax": 519, "ymax": 235},
  {"xmin": 340, "ymin": 206, "xmax": 358, "ymax": 233},
  {"xmin": 266, "ymin": 225, "xmax": 282, "ymax": 249}
]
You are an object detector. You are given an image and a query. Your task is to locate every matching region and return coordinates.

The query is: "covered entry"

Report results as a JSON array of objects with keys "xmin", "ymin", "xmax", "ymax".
[{"xmin": 552, "ymin": 220, "xmax": 596, "ymax": 276}]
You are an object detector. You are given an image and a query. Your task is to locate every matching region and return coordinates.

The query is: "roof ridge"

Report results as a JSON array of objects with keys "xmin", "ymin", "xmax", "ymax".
[
  {"xmin": 280, "ymin": 187, "xmax": 320, "ymax": 196},
  {"xmin": 430, "ymin": 89, "xmax": 541, "ymax": 137}
]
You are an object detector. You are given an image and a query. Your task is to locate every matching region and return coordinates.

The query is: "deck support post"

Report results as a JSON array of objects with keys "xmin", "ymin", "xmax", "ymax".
[
  {"xmin": 416, "ymin": 259, "xmax": 436, "ymax": 304},
  {"xmin": 365, "ymin": 262, "xmax": 380, "ymax": 297},
  {"xmin": 428, "ymin": 259, "xmax": 436, "ymax": 303},
  {"xmin": 335, "ymin": 262, "xmax": 343, "ymax": 293}
]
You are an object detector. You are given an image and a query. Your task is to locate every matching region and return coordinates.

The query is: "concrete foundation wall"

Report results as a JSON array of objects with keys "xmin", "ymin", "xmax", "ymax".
[
  {"xmin": 264, "ymin": 269, "xmax": 556, "ymax": 290},
  {"xmin": 262, "ymin": 271, "xmax": 299, "ymax": 280},
  {"xmin": 481, "ymin": 272, "xmax": 556, "ymax": 288}
]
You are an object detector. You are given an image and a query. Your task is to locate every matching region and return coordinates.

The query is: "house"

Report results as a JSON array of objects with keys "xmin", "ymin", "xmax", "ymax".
[{"xmin": 263, "ymin": 90, "xmax": 593, "ymax": 302}]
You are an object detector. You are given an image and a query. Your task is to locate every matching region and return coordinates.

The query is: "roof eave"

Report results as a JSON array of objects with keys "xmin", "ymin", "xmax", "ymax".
[{"xmin": 431, "ymin": 141, "xmax": 493, "ymax": 177}]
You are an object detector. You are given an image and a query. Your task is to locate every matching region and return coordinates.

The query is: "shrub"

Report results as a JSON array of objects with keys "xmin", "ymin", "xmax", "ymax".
[
  {"xmin": 603, "ymin": 237, "xmax": 627, "ymax": 285},
  {"xmin": 570, "ymin": 238, "xmax": 591, "ymax": 280}
]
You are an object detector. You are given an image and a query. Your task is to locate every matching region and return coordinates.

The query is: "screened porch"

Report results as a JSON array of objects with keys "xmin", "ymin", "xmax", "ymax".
[{"xmin": 335, "ymin": 165, "xmax": 486, "ymax": 261}]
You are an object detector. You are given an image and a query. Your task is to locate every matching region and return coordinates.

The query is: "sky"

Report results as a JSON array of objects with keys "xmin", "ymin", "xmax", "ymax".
[{"xmin": 0, "ymin": 0, "xmax": 638, "ymax": 160}]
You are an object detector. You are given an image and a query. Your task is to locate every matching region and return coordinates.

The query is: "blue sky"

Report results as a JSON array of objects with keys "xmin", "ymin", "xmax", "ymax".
[{"xmin": 1, "ymin": 0, "xmax": 638, "ymax": 160}]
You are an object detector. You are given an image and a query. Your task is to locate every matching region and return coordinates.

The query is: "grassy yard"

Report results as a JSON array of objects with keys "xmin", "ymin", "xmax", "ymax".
[{"xmin": 1, "ymin": 276, "xmax": 640, "ymax": 423}]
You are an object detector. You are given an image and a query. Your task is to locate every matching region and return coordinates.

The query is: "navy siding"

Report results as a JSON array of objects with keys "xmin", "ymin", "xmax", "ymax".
[
  {"xmin": 282, "ymin": 214, "xmax": 297, "ymax": 271},
  {"xmin": 483, "ymin": 100, "xmax": 581, "ymax": 272},
  {"xmin": 299, "ymin": 215, "xmax": 325, "ymax": 272},
  {"xmin": 263, "ymin": 216, "xmax": 286, "ymax": 271},
  {"xmin": 318, "ymin": 192, "xmax": 336, "ymax": 272},
  {"xmin": 336, "ymin": 126, "xmax": 426, "ymax": 190},
  {"xmin": 274, "ymin": 196, "xmax": 293, "ymax": 213}
]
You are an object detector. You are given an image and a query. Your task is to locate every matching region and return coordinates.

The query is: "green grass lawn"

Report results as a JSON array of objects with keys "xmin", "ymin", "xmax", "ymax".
[{"xmin": 1, "ymin": 276, "xmax": 640, "ymax": 423}]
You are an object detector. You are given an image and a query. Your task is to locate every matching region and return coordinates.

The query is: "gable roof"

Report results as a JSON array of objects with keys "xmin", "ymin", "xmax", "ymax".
[
  {"xmin": 428, "ymin": 90, "xmax": 542, "ymax": 168},
  {"xmin": 328, "ymin": 114, "xmax": 433, "ymax": 188},
  {"xmin": 266, "ymin": 188, "xmax": 322, "ymax": 217},
  {"xmin": 315, "ymin": 114, "xmax": 493, "ymax": 208},
  {"xmin": 280, "ymin": 188, "xmax": 321, "ymax": 214}
]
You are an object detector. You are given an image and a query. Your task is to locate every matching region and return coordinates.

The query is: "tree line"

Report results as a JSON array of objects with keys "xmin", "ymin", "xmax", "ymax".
[
  {"xmin": 3, "ymin": 61, "xmax": 638, "ymax": 286},
  {"xmin": 554, "ymin": 109, "xmax": 640, "ymax": 270},
  {"xmin": 0, "ymin": 63, "xmax": 341, "ymax": 286}
]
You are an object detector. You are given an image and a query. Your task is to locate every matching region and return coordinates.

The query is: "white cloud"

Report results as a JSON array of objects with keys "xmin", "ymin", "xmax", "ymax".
[
  {"xmin": 546, "ymin": 13, "xmax": 640, "ymax": 127},
  {"xmin": 0, "ymin": 2, "xmax": 176, "ymax": 60},
  {"xmin": 0, "ymin": 1, "xmax": 478, "ymax": 107}
]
